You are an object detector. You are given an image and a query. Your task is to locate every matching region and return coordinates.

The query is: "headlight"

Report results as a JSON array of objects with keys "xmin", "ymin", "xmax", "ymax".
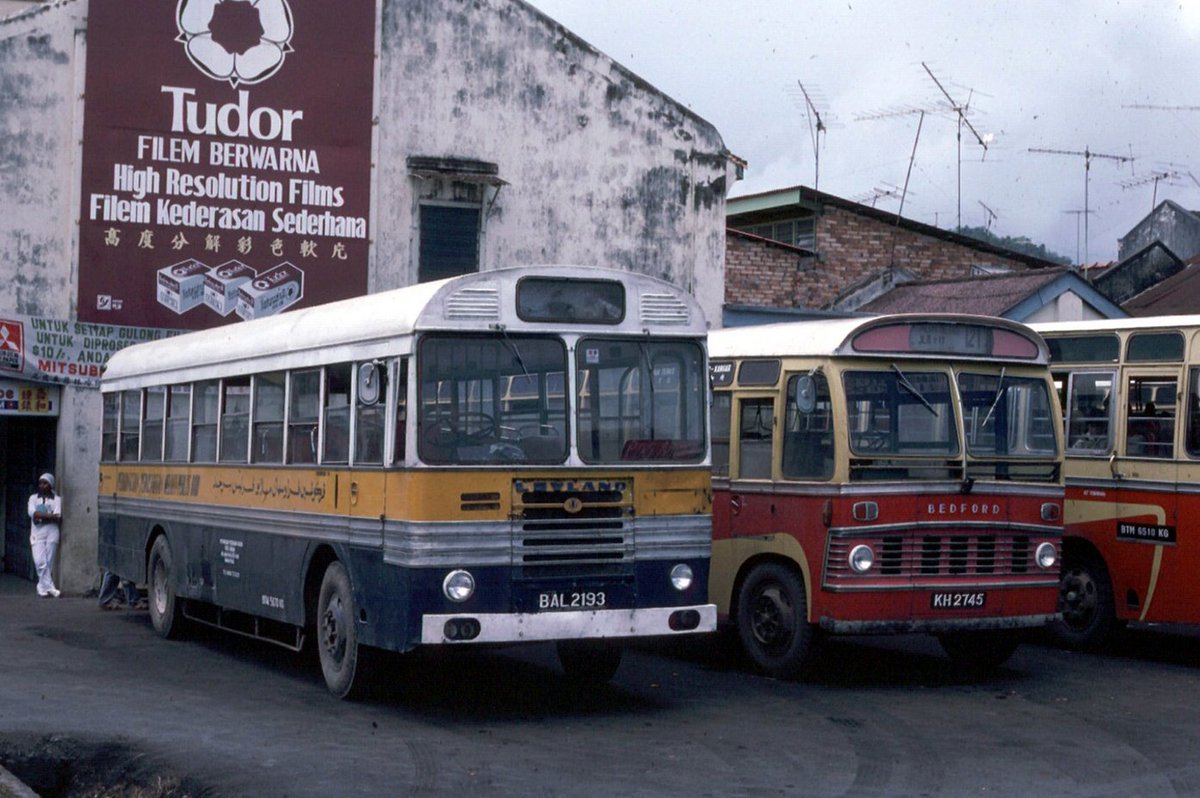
[
  {"xmin": 1035, "ymin": 542, "xmax": 1058, "ymax": 570},
  {"xmin": 443, "ymin": 569, "xmax": 476, "ymax": 602},
  {"xmin": 670, "ymin": 563, "xmax": 694, "ymax": 591},
  {"xmin": 849, "ymin": 544, "xmax": 875, "ymax": 573}
]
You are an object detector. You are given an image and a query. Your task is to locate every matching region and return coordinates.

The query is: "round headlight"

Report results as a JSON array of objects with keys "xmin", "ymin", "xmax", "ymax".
[
  {"xmin": 849, "ymin": 544, "xmax": 875, "ymax": 573},
  {"xmin": 443, "ymin": 569, "xmax": 476, "ymax": 602},
  {"xmin": 1035, "ymin": 542, "xmax": 1058, "ymax": 570},
  {"xmin": 670, "ymin": 563, "xmax": 694, "ymax": 591}
]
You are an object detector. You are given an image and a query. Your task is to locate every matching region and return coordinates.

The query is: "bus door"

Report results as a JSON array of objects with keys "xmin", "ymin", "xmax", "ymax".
[
  {"xmin": 728, "ymin": 392, "xmax": 778, "ymax": 538},
  {"xmin": 347, "ymin": 359, "xmax": 391, "ymax": 535},
  {"xmin": 1113, "ymin": 368, "xmax": 1180, "ymax": 622}
]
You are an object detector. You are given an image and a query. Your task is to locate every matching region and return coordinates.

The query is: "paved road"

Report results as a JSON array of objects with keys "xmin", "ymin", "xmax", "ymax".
[{"xmin": 2, "ymin": 573, "xmax": 1200, "ymax": 796}]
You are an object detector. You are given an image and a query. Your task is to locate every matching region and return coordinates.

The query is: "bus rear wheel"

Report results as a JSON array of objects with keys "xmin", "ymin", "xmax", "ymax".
[
  {"xmin": 1052, "ymin": 551, "xmax": 1115, "ymax": 649},
  {"xmin": 317, "ymin": 561, "xmax": 370, "ymax": 699},
  {"xmin": 148, "ymin": 536, "xmax": 184, "ymax": 639},
  {"xmin": 556, "ymin": 640, "xmax": 622, "ymax": 683},
  {"xmin": 736, "ymin": 562, "xmax": 815, "ymax": 678}
]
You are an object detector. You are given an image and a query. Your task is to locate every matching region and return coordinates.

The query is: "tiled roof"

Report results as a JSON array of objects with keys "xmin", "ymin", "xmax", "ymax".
[
  {"xmin": 1124, "ymin": 263, "xmax": 1200, "ymax": 316},
  {"xmin": 858, "ymin": 268, "xmax": 1069, "ymax": 316}
]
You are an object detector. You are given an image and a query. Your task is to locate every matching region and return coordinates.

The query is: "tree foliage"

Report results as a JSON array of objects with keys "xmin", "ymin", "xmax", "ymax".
[{"xmin": 955, "ymin": 225, "xmax": 1072, "ymax": 265}]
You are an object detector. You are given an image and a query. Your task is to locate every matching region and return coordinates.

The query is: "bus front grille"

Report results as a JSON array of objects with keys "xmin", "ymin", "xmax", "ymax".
[
  {"xmin": 512, "ymin": 478, "xmax": 634, "ymax": 566},
  {"xmin": 826, "ymin": 531, "xmax": 1039, "ymax": 582}
]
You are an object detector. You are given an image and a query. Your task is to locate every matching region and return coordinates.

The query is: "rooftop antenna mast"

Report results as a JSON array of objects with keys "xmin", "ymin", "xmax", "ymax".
[
  {"xmin": 1119, "ymin": 169, "xmax": 1184, "ymax": 210},
  {"xmin": 1062, "ymin": 209, "xmax": 1093, "ymax": 267},
  {"xmin": 1029, "ymin": 146, "xmax": 1134, "ymax": 271},
  {"xmin": 922, "ymin": 62, "xmax": 990, "ymax": 231},
  {"xmin": 978, "ymin": 200, "xmax": 998, "ymax": 232},
  {"xmin": 795, "ymin": 80, "xmax": 827, "ymax": 192}
]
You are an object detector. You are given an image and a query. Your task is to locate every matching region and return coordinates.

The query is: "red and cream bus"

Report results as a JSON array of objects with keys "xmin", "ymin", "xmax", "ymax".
[
  {"xmin": 1034, "ymin": 315, "xmax": 1200, "ymax": 646},
  {"xmin": 708, "ymin": 314, "xmax": 1063, "ymax": 676}
]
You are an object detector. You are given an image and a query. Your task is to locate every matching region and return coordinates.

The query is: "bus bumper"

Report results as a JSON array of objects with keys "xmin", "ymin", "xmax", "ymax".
[
  {"xmin": 420, "ymin": 604, "xmax": 718, "ymax": 644},
  {"xmin": 819, "ymin": 612, "xmax": 1059, "ymax": 635}
]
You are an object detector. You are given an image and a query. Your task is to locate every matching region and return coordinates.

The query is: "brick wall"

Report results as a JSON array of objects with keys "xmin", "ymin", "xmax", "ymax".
[{"xmin": 726, "ymin": 204, "xmax": 1036, "ymax": 310}]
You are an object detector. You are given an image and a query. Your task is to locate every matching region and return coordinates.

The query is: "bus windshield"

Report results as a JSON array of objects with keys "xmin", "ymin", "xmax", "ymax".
[
  {"xmin": 419, "ymin": 334, "xmax": 568, "ymax": 464},
  {"xmin": 844, "ymin": 368, "xmax": 959, "ymax": 457},
  {"xmin": 959, "ymin": 372, "xmax": 1058, "ymax": 458},
  {"xmin": 576, "ymin": 338, "xmax": 706, "ymax": 463}
]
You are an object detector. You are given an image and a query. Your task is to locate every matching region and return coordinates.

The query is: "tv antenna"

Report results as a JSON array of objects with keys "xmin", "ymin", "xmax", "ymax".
[
  {"xmin": 1029, "ymin": 146, "xmax": 1134, "ymax": 270},
  {"xmin": 852, "ymin": 184, "xmax": 904, "ymax": 207},
  {"xmin": 1118, "ymin": 169, "xmax": 1185, "ymax": 210},
  {"xmin": 922, "ymin": 62, "xmax": 990, "ymax": 231},
  {"xmin": 978, "ymin": 200, "xmax": 998, "ymax": 231},
  {"xmin": 793, "ymin": 80, "xmax": 828, "ymax": 192},
  {"xmin": 853, "ymin": 106, "xmax": 927, "ymax": 220}
]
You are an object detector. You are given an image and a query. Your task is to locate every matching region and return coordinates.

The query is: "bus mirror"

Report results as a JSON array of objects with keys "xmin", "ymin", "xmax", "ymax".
[
  {"xmin": 794, "ymin": 375, "xmax": 817, "ymax": 414},
  {"xmin": 357, "ymin": 362, "xmax": 382, "ymax": 405}
]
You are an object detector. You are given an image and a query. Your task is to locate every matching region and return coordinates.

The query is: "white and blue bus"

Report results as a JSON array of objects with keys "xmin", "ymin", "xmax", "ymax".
[{"xmin": 99, "ymin": 266, "xmax": 716, "ymax": 697}]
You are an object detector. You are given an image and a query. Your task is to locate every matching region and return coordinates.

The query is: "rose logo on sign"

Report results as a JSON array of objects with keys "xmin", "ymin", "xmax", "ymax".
[{"xmin": 176, "ymin": 0, "xmax": 295, "ymax": 87}]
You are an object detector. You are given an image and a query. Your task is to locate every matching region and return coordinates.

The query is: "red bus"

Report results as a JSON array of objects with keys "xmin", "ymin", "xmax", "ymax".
[
  {"xmin": 709, "ymin": 314, "xmax": 1063, "ymax": 675},
  {"xmin": 1034, "ymin": 316, "xmax": 1200, "ymax": 646}
]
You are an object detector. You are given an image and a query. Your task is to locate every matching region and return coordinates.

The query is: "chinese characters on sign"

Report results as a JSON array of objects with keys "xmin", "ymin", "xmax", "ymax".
[{"xmin": 78, "ymin": 0, "xmax": 375, "ymax": 330}]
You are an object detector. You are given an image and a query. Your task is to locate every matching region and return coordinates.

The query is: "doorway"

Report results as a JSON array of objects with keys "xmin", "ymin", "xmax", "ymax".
[{"xmin": 1, "ymin": 417, "xmax": 57, "ymax": 580}]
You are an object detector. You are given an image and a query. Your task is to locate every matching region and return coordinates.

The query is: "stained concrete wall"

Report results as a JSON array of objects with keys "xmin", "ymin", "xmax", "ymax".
[
  {"xmin": 0, "ymin": 0, "xmax": 730, "ymax": 592},
  {"xmin": 0, "ymin": 2, "xmax": 99, "ymax": 594},
  {"xmin": 374, "ymin": 0, "xmax": 728, "ymax": 320},
  {"xmin": 1118, "ymin": 200, "xmax": 1200, "ymax": 263}
]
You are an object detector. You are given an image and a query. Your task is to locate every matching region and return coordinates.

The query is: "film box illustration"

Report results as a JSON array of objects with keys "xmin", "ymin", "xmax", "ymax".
[
  {"xmin": 236, "ymin": 262, "xmax": 304, "ymax": 320},
  {"xmin": 156, "ymin": 259, "xmax": 209, "ymax": 314},
  {"xmin": 204, "ymin": 260, "xmax": 257, "ymax": 316}
]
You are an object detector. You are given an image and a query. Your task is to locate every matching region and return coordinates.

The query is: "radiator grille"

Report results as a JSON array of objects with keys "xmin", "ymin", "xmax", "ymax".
[
  {"xmin": 827, "ymin": 531, "xmax": 1036, "ymax": 581},
  {"xmin": 512, "ymin": 479, "xmax": 633, "ymax": 565}
]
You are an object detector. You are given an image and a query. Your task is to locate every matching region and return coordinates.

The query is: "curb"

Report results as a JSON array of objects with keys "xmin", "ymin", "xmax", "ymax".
[{"xmin": 0, "ymin": 764, "xmax": 38, "ymax": 798}]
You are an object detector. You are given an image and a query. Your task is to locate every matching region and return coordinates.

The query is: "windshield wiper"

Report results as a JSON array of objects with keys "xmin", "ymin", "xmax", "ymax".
[
  {"xmin": 493, "ymin": 324, "xmax": 531, "ymax": 378},
  {"xmin": 891, "ymin": 364, "xmax": 937, "ymax": 416},
  {"xmin": 981, "ymin": 367, "xmax": 1007, "ymax": 429}
]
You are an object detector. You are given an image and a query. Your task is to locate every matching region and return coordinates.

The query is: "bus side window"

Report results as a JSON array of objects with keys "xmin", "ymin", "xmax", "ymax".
[
  {"xmin": 1189, "ymin": 368, "xmax": 1200, "ymax": 457},
  {"xmin": 737, "ymin": 398, "xmax": 774, "ymax": 480},
  {"xmin": 1066, "ymin": 371, "xmax": 1113, "ymax": 453},
  {"xmin": 219, "ymin": 377, "xmax": 251, "ymax": 463},
  {"xmin": 192, "ymin": 380, "xmax": 219, "ymax": 463},
  {"xmin": 391, "ymin": 358, "xmax": 409, "ymax": 465},
  {"xmin": 1125, "ymin": 375, "xmax": 1177, "ymax": 459},
  {"xmin": 288, "ymin": 370, "xmax": 321, "ymax": 464},
  {"xmin": 253, "ymin": 372, "xmax": 285, "ymax": 464},
  {"xmin": 142, "ymin": 385, "xmax": 165, "ymax": 461},
  {"xmin": 355, "ymin": 360, "xmax": 387, "ymax": 466},
  {"xmin": 711, "ymin": 393, "xmax": 731, "ymax": 477},
  {"xmin": 782, "ymin": 373, "xmax": 833, "ymax": 481},
  {"xmin": 102, "ymin": 393, "xmax": 119, "ymax": 462},
  {"xmin": 323, "ymin": 364, "xmax": 351, "ymax": 464},
  {"xmin": 165, "ymin": 384, "xmax": 191, "ymax": 462}
]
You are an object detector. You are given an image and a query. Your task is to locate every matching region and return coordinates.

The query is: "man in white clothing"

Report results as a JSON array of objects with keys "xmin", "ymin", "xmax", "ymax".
[{"xmin": 28, "ymin": 472, "xmax": 62, "ymax": 598}]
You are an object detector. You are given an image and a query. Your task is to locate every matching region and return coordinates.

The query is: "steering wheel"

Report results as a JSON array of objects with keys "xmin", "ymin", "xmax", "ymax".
[{"xmin": 422, "ymin": 412, "xmax": 497, "ymax": 446}]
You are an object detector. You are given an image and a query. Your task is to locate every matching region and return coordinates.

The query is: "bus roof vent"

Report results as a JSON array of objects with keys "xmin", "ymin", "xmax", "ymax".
[
  {"xmin": 444, "ymin": 285, "xmax": 501, "ymax": 320},
  {"xmin": 640, "ymin": 292, "xmax": 691, "ymax": 325}
]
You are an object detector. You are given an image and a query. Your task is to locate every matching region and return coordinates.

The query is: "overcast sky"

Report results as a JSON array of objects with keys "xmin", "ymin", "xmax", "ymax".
[{"xmin": 529, "ymin": 0, "xmax": 1200, "ymax": 264}]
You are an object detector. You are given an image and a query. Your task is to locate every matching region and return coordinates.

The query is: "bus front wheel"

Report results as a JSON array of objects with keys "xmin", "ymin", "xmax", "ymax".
[
  {"xmin": 148, "ymin": 536, "xmax": 184, "ymax": 639},
  {"xmin": 736, "ymin": 562, "xmax": 815, "ymax": 678},
  {"xmin": 1052, "ymin": 551, "xmax": 1115, "ymax": 649},
  {"xmin": 317, "ymin": 561, "xmax": 370, "ymax": 699}
]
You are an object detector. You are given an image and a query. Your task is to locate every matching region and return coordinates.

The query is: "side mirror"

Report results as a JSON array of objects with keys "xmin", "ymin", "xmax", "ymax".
[{"xmin": 793, "ymin": 375, "xmax": 817, "ymax": 414}]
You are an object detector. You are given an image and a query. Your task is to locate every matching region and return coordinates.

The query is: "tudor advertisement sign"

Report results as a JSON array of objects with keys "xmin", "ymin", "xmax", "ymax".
[{"xmin": 79, "ymin": 0, "xmax": 375, "ymax": 329}]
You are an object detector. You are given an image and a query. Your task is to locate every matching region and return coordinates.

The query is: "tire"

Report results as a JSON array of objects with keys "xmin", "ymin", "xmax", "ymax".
[
  {"xmin": 736, "ymin": 562, "xmax": 815, "ymax": 678},
  {"xmin": 316, "ymin": 561, "xmax": 371, "ymax": 699},
  {"xmin": 1051, "ymin": 551, "xmax": 1115, "ymax": 649},
  {"xmin": 938, "ymin": 630, "xmax": 1021, "ymax": 670},
  {"xmin": 147, "ymin": 536, "xmax": 185, "ymax": 639},
  {"xmin": 556, "ymin": 640, "xmax": 623, "ymax": 683}
]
